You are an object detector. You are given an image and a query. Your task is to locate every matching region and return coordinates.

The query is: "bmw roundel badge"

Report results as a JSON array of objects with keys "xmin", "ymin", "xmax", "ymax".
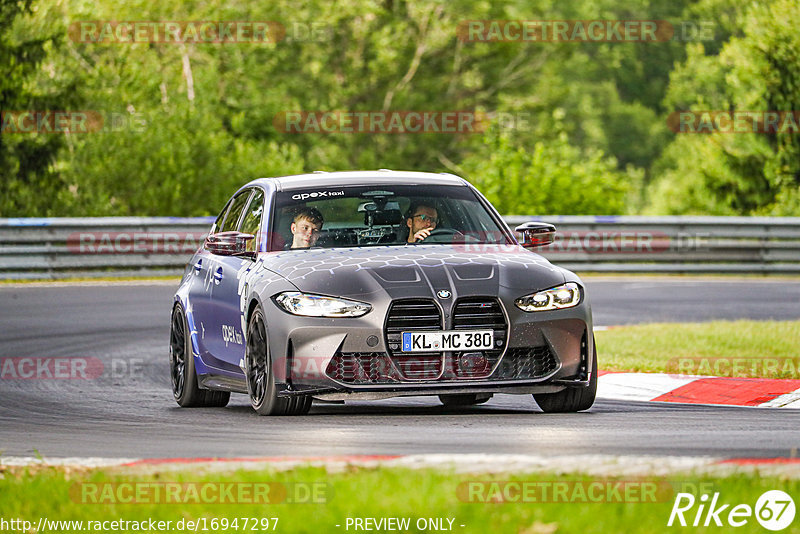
[{"xmin": 436, "ymin": 289, "xmax": 452, "ymax": 299}]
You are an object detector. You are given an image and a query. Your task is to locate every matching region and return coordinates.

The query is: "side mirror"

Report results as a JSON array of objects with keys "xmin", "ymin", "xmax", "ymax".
[
  {"xmin": 515, "ymin": 222, "xmax": 556, "ymax": 249},
  {"xmin": 204, "ymin": 231, "xmax": 256, "ymax": 259}
]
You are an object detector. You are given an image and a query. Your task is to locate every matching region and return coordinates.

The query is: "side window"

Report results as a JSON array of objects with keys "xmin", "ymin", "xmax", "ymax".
[
  {"xmin": 211, "ymin": 199, "xmax": 232, "ymax": 234},
  {"xmin": 239, "ymin": 189, "xmax": 265, "ymax": 252},
  {"xmin": 220, "ymin": 190, "xmax": 252, "ymax": 233}
]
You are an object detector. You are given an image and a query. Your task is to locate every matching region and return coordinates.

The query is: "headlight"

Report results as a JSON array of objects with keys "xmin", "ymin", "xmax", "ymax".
[
  {"xmin": 515, "ymin": 283, "xmax": 581, "ymax": 312},
  {"xmin": 273, "ymin": 292, "xmax": 372, "ymax": 317}
]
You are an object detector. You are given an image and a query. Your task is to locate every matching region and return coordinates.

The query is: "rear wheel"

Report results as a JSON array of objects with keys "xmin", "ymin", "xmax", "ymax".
[
  {"xmin": 438, "ymin": 393, "xmax": 492, "ymax": 406},
  {"xmin": 533, "ymin": 339, "xmax": 597, "ymax": 413},
  {"xmin": 170, "ymin": 304, "xmax": 230, "ymax": 407},
  {"xmin": 246, "ymin": 306, "xmax": 311, "ymax": 416}
]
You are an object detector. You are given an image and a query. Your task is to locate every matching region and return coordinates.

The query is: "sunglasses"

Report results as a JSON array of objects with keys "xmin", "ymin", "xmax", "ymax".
[{"xmin": 413, "ymin": 214, "xmax": 439, "ymax": 225}]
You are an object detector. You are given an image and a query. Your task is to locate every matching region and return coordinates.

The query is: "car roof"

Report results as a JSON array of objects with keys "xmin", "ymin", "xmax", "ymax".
[{"xmin": 245, "ymin": 170, "xmax": 469, "ymax": 191}]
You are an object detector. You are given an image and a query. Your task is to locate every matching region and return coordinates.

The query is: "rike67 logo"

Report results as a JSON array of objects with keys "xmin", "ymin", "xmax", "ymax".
[{"xmin": 668, "ymin": 490, "xmax": 795, "ymax": 531}]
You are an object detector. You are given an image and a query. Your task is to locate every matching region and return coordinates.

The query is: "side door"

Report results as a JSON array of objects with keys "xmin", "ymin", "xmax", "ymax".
[
  {"xmin": 206, "ymin": 188, "xmax": 266, "ymax": 371},
  {"xmin": 191, "ymin": 188, "xmax": 254, "ymax": 374}
]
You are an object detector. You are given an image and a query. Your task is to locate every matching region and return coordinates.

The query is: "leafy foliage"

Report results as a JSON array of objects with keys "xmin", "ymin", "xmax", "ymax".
[
  {"xmin": 647, "ymin": 0, "xmax": 800, "ymax": 215},
  {"xmin": 1, "ymin": 0, "xmax": 798, "ymax": 216},
  {"xmin": 461, "ymin": 124, "xmax": 639, "ymax": 215},
  {"xmin": 0, "ymin": 0, "xmax": 80, "ymax": 216}
]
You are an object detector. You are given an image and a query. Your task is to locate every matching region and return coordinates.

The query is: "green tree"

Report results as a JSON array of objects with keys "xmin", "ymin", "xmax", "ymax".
[
  {"xmin": 460, "ymin": 123, "xmax": 640, "ymax": 215},
  {"xmin": 9, "ymin": 0, "xmax": 763, "ymax": 217},
  {"xmin": 0, "ymin": 0, "xmax": 79, "ymax": 216},
  {"xmin": 646, "ymin": 0, "xmax": 800, "ymax": 215}
]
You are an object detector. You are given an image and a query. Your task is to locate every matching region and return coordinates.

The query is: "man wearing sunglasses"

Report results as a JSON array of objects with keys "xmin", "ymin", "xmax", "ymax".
[{"xmin": 406, "ymin": 202, "xmax": 439, "ymax": 243}]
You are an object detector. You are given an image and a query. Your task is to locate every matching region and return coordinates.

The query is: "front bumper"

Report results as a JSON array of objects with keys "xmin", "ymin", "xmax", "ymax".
[
  {"xmin": 267, "ymin": 296, "xmax": 593, "ymax": 399},
  {"xmin": 278, "ymin": 377, "xmax": 589, "ymax": 401}
]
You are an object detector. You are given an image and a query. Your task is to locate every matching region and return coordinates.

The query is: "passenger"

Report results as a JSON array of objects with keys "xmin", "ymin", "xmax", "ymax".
[
  {"xmin": 290, "ymin": 207, "xmax": 324, "ymax": 248},
  {"xmin": 406, "ymin": 202, "xmax": 439, "ymax": 243}
]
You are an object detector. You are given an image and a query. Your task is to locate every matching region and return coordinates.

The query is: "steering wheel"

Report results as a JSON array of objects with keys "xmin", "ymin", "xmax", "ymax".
[{"xmin": 420, "ymin": 227, "xmax": 465, "ymax": 243}]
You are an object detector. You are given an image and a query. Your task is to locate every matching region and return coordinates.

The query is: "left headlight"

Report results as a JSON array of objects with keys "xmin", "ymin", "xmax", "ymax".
[
  {"xmin": 273, "ymin": 291, "xmax": 372, "ymax": 318},
  {"xmin": 515, "ymin": 283, "xmax": 582, "ymax": 312}
]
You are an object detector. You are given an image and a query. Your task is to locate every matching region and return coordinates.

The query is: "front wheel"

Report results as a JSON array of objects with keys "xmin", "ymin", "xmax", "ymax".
[
  {"xmin": 533, "ymin": 338, "xmax": 597, "ymax": 413},
  {"xmin": 170, "ymin": 304, "xmax": 230, "ymax": 408},
  {"xmin": 245, "ymin": 306, "xmax": 311, "ymax": 416}
]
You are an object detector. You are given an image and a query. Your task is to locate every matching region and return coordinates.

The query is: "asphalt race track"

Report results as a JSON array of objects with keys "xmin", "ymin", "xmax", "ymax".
[{"xmin": 1, "ymin": 278, "xmax": 799, "ymax": 459}]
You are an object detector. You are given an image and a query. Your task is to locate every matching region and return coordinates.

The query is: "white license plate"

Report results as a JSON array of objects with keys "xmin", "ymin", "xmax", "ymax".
[{"xmin": 401, "ymin": 330, "xmax": 494, "ymax": 352}]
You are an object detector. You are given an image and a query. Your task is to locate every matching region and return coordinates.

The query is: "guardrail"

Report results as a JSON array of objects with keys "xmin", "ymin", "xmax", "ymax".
[
  {"xmin": 1, "ymin": 216, "xmax": 799, "ymax": 279},
  {"xmin": 0, "ymin": 217, "xmax": 214, "ymax": 280},
  {"xmin": 507, "ymin": 215, "xmax": 800, "ymax": 274}
]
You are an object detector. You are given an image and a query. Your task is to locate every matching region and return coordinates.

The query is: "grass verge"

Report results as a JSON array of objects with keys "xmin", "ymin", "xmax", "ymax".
[
  {"xmin": 1, "ymin": 465, "xmax": 798, "ymax": 534},
  {"xmin": 595, "ymin": 320, "xmax": 800, "ymax": 378}
]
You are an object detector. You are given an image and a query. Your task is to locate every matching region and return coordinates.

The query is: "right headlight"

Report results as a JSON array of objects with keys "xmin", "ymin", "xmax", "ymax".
[
  {"xmin": 273, "ymin": 291, "xmax": 372, "ymax": 318},
  {"xmin": 515, "ymin": 283, "xmax": 581, "ymax": 312}
]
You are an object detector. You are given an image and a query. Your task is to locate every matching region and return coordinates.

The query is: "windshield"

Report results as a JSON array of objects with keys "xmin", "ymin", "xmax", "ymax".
[{"xmin": 268, "ymin": 184, "xmax": 513, "ymax": 251}]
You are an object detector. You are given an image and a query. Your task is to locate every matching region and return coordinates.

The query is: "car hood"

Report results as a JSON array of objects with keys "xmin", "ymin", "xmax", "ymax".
[{"xmin": 261, "ymin": 244, "xmax": 567, "ymax": 300}]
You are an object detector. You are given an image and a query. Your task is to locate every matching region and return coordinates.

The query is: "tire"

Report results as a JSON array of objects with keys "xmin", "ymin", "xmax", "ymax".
[
  {"xmin": 170, "ymin": 304, "xmax": 230, "ymax": 408},
  {"xmin": 245, "ymin": 306, "xmax": 311, "ymax": 416},
  {"xmin": 533, "ymin": 338, "xmax": 597, "ymax": 413},
  {"xmin": 438, "ymin": 393, "xmax": 492, "ymax": 406}
]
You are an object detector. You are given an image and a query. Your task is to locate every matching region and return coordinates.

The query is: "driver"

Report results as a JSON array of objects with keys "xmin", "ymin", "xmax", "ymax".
[
  {"xmin": 290, "ymin": 207, "xmax": 324, "ymax": 248},
  {"xmin": 406, "ymin": 202, "xmax": 438, "ymax": 243}
]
